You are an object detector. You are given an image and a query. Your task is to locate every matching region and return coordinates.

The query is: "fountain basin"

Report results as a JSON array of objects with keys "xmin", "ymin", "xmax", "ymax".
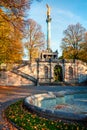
[{"xmin": 24, "ymin": 90, "xmax": 87, "ymax": 121}]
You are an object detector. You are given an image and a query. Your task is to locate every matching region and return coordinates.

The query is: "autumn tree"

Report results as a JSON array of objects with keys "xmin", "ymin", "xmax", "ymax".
[
  {"xmin": 0, "ymin": 0, "xmax": 30, "ymax": 67},
  {"xmin": 0, "ymin": 13, "xmax": 23, "ymax": 67},
  {"xmin": 61, "ymin": 23, "xmax": 86, "ymax": 60},
  {"xmin": 0, "ymin": 0, "xmax": 42, "ymax": 28},
  {"xmin": 0, "ymin": 0, "xmax": 43, "ymax": 67},
  {"xmin": 79, "ymin": 32, "xmax": 87, "ymax": 62},
  {"xmin": 25, "ymin": 19, "xmax": 45, "ymax": 62},
  {"xmin": 0, "ymin": 0, "xmax": 30, "ymax": 33}
]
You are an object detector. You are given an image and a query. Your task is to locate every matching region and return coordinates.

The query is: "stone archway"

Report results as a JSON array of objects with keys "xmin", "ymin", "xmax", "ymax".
[
  {"xmin": 54, "ymin": 65, "xmax": 63, "ymax": 82},
  {"xmin": 68, "ymin": 66, "xmax": 73, "ymax": 80},
  {"xmin": 44, "ymin": 66, "xmax": 48, "ymax": 79}
]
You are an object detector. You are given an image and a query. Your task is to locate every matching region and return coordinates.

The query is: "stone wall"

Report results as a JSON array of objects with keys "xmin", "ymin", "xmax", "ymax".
[
  {"xmin": 17, "ymin": 60, "xmax": 87, "ymax": 84},
  {"xmin": 0, "ymin": 60, "xmax": 87, "ymax": 86},
  {"xmin": 64, "ymin": 60, "xmax": 87, "ymax": 83},
  {"xmin": 0, "ymin": 71, "xmax": 34, "ymax": 86}
]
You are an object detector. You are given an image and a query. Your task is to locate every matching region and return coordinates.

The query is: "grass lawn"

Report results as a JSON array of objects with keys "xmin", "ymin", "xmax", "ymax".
[{"xmin": 5, "ymin": 100, "xmax": 87, "ymax": 130}]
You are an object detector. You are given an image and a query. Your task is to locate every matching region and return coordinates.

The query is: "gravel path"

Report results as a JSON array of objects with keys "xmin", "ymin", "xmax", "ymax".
[{"xmin": 0, "ymin": 85, "xmax": 87, "ymax": 130}]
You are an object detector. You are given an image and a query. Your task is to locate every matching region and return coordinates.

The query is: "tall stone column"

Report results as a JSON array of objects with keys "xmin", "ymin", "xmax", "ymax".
[{"xmin": 46, "ymin": 4, "xmax": 52, "ymax": 51}]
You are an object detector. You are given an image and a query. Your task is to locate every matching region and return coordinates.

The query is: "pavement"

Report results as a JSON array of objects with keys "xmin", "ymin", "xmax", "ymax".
[{"xmin": 0, "ymin": 85, "xmax": 87, "ymax": 130}]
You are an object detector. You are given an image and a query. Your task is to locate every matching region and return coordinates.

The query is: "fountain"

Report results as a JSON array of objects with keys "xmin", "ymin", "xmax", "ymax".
[{"xmin": 24, "ymin": 90, "xmax": 87, "ymax": 122}]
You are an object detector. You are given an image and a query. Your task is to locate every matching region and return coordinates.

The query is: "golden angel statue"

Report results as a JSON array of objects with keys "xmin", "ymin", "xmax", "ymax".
[{"xmin": 46, "ymin": 4, "xmax": 51, "ymax": 16}]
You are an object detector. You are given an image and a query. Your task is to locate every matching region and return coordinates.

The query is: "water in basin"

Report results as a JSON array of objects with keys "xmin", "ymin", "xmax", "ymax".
[{"xmin": 41, "ymin": 93, "xmax": 87, "ymax": 114}]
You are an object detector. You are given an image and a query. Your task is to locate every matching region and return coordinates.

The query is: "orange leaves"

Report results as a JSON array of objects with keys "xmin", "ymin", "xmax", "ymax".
[
  {"xmin": 0, "ymin": 14, "xmax": 23, "ymax": 64},
  {"xmin": 0, "ymin": 0, "xmax": 31, "ymax": 65}
]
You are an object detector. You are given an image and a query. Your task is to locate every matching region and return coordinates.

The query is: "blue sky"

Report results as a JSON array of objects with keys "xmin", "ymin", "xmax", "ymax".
[{"xmin": 27, "ymin": 0, "xmax": 87, "ymax": 56}]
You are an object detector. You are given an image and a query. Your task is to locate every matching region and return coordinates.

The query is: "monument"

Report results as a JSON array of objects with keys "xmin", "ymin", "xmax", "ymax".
[{"xmin": 40, "ymin": 4, "xmax": 58, "ymax": 61}]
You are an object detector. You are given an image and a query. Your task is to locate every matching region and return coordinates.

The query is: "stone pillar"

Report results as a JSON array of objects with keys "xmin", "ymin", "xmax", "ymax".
[
  {"xmin": 49, "ymin": 59, "xmax": 52, "ymax": 83},
  {"xmin": 36, "ymin": 58, "xmax": 39, "ymax": 86},
  {"xmin": 46, "ymin": 4, "xmax": 52, "ymax": 51},
  {"xmin": 62, "ymin": 59, "xmax": 65, "ymax": 82}
]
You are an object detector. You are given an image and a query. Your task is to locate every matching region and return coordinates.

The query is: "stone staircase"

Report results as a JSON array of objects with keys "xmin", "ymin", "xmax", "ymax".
[
  {"xmin": 11, "ymin": 67, "xmax": 37, "ymax": 85},
  {"xmin": 13, "ymin": 61, "xmax": 30, "ymax": 69}
]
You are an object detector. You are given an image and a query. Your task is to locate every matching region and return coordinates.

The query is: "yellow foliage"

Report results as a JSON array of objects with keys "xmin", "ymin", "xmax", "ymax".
[{"xmin": 0, "ymin": 11, "xmax": 23, "ymax": 64}]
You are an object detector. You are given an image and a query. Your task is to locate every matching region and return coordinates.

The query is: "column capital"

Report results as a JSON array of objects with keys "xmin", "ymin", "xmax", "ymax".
[{"xmin": 46, "ymin": 17, "xmax": 52, "ymax": 22}]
